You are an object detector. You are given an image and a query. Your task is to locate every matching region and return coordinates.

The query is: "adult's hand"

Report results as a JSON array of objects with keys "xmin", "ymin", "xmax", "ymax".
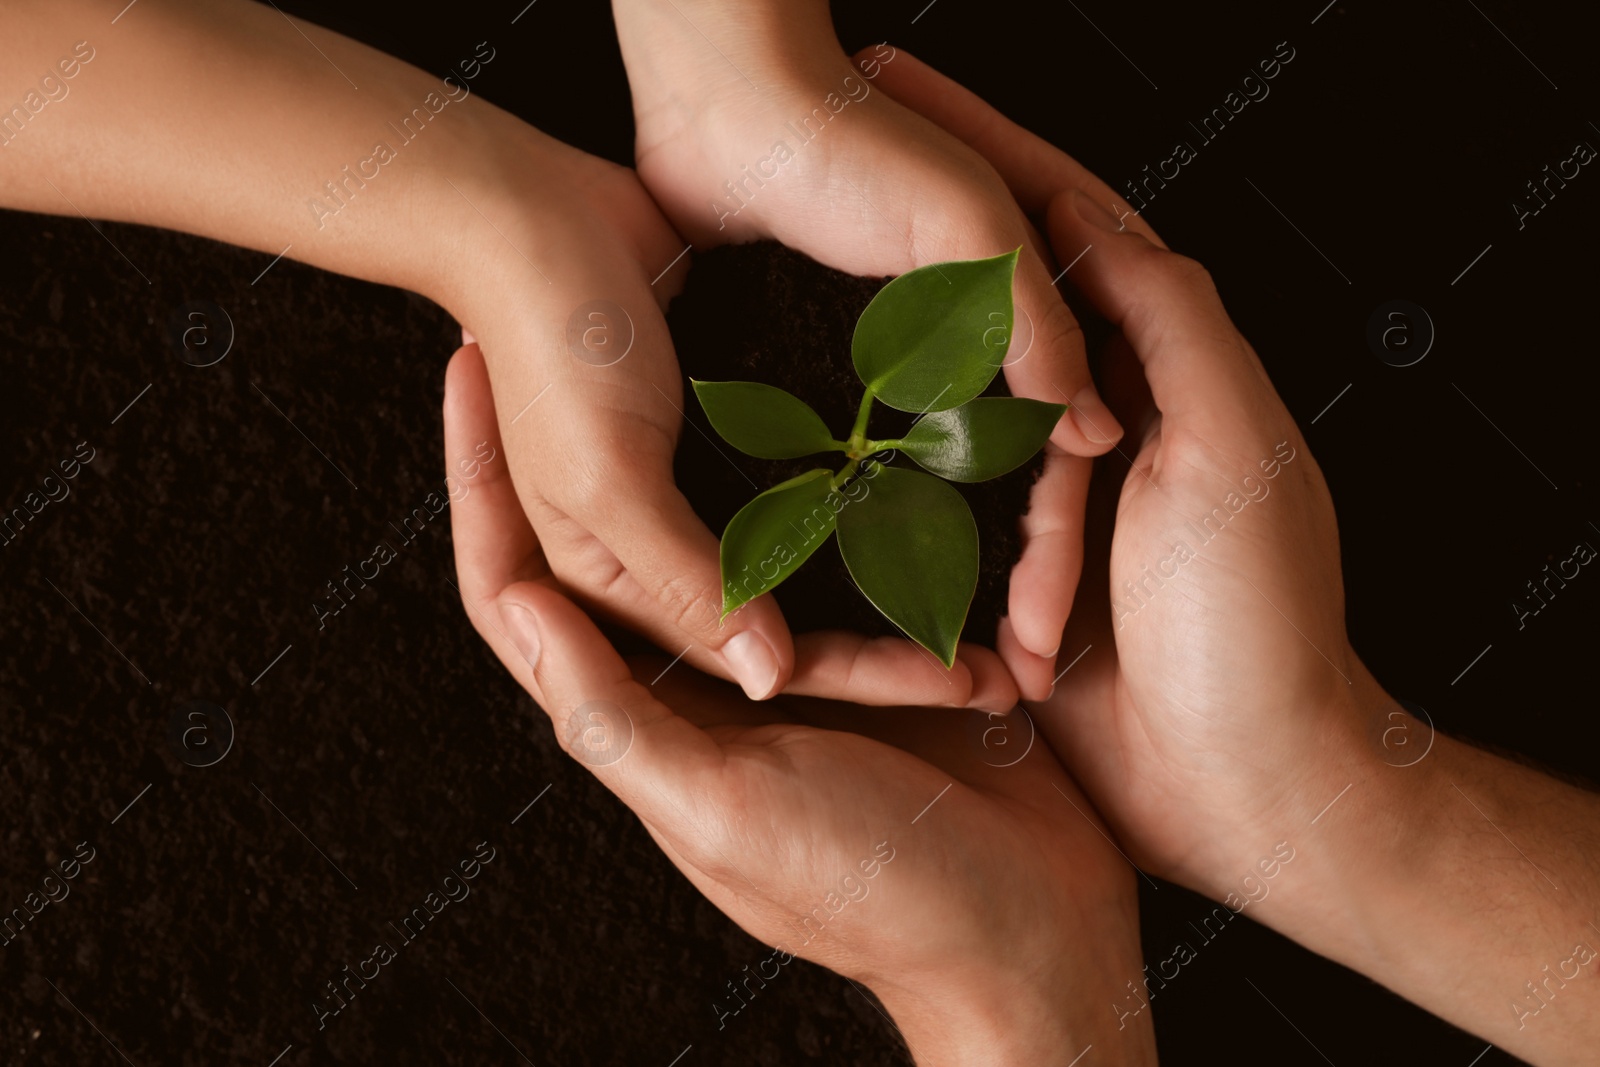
[
  {"xmin": 881, "ymin": 57, "xmax": 1600, "ymax": 1065},
  {"xmin": 443, "ymin": 340, "xmax": 1158, "ymax": 1067},
  {"xmin": 0, "ymin": 0, "xmax": 1012, "ymax": 709},
  {"xmin": 609, "ymin": 2, "xmax": 1144, "ymax": 693}
]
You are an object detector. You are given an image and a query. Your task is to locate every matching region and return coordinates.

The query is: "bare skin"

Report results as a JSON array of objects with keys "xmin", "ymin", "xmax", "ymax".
[
  {"xmin": 868, "ymin": 52, "xmax": 1600, "ymax": 1064},
  {"xmin": 1, "ymin": 0, "xmax": 1089, "ymax": 710}
]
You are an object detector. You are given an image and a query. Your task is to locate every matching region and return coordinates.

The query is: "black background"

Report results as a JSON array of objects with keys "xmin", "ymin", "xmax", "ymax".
[{"xmin": 2, "ymin": 1, "xmax": 1596, "ymax": 1064}]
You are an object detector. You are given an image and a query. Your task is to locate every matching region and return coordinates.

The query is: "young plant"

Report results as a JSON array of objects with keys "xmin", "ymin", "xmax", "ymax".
[{"xmin": 692, "ymin": 249, "xmax": 1065, "ymax": 667}]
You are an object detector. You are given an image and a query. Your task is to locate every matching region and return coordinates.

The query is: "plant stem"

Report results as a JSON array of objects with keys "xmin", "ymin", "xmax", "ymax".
[{"xmin": 847, "ymin": 390, "xmax": 875, "ymax": 453}]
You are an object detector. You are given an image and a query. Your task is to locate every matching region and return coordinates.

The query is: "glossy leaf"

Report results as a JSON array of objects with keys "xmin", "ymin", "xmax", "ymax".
[
  {"xmin": 692, "ymin": 380, "xmax": 840, "ymax": 459},
  {"xmin": 898, "ymin": 397, "xmax": 1067, "ymax": 482},
  {"xmin": 720, "ymin": 469, "xmax": 843, "ymax": 617},
  {"xmin": 836, "ymin": 465, "xmax": 978, "ymax": 667},
  {"xmin": 851, "ymin": 250, "xmax": 1018, "ymax": 414}
]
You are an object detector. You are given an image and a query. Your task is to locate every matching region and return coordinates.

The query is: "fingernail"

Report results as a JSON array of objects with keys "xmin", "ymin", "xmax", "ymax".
[
  {"xmin": 461, "ymin": 325, "xmax": 477, "ymax": 345},
  {"xmin": 498, "ymin": 602, "xmax": 543, "ymax": 672},
  {"xmin": 1068, "ymin": 384, "xmax": 1124, "ymax": 445},
  {"xmin": 724, "ymin": 630, "xmax": 780, "ymax": 700},
  {"xmin": 1073, "ymin": 189, "xmax": 1122, "ymax": 233}
]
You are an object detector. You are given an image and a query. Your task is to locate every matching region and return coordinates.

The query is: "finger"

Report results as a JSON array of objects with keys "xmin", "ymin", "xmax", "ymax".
[
  {"xmin": 787, "ymin": 632, "xmax": 1017, "ymax": 713},
  {"xmin": 961, "ymin": 641, "xmax": 1022, "ymax": 715},
  {"xmin": 1048, "ymin": 189, "xmax": 1280, "ymax": 438},
  {"xmin": 444, "ymin": 349, "xmax": 726, "ymax": 811},
  {"xmin": 1098, "ymin": 332, "xmax": 1159, "ymax": 448},
  {"xmin": 1006, "ymin": 445, "xmax": 1090, "ymax": 661},
  {"xmin": 1003, "ymin": 247, "xmax": 1125, "ymax": 455},
  {"xmin": 494, "ymin": 580, "xmax": 725, "ymax": 822},
  {"xmin": 1048, "ymin": 457, "xmax": 1120, "ymax": 704},
  {"xmin": 858, "ymin": 47, "xmax": 1166, "ymax": 248},
  {"xmin": 492, "ymin": 293, "xmax": 799, "ymax": 704},
  {"xmin": 997, "ymin": 617, "xmax": 1056, "ymax": 702},
  {"xmin": 586, "ymin": 473, "xmax": 798, "ymax": 702},
  {"xmin": 444, "ymin": 344, "xmax": 542, "ymax": 600}
]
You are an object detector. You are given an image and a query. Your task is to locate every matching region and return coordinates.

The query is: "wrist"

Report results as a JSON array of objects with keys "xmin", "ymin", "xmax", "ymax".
[
  {"xmin": 1235, "ymin": 676, "xmax": 1600, "ymax": 1061},
  {"xmin": 1184, "ymin": 667, "xmax": 1434, "ymax": 957},
  {"xmin": 874, "ymin": 896, "xmax": 1158, "ymax": 1066},
  {"xmin": 398, "ymin": 107, "xmax": 569, "ymax": 315}
]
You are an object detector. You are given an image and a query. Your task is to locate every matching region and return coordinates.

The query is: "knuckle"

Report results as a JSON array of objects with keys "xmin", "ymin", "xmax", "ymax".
[
  {"xmin": 553, "ymin": 454, "xmax": 616, "ymax": 516},
  {"xmin": 1031, "ymin": 294, "xmax": 1086, "ymax": 363},
  {"xmin": 1155, "ymin": 251, "xmax": 1216, "ymax": 292},
  {"xmin": 655, "ymin": 571, "xmax": 723, "ymax": 641}
]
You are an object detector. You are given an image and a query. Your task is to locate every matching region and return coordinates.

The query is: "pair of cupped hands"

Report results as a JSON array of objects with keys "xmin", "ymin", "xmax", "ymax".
[{"xmin": 450, "ymin": 14, "xmax": 1363, "ymax": 1062}]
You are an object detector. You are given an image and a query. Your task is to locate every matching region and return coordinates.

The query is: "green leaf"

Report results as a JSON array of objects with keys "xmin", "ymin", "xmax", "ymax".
[
  {"xmin": 898, "ymin": 397, "xmax": 1066, "ymax": 482},
  {"xmin": 851, "ymin": 250, "xmax": 1018, "ymax": 414},
  {"xmin": 720, "ymin": 469, "xmax": 843, "ymax": 617},
  {"xmin": 836, "ymin": 465, "xmax": 978, "ymax": 667},
  {"xmin": 692, "ymin": 380, "xmax": 839, "ymax": 459}
]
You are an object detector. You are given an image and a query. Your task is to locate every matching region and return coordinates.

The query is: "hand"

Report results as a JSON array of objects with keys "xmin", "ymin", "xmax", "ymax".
[
  {"xmin": 609, "ymin": 2, "xmax": 1145, "ymax": 695},
  {"xmin": 442, "ymin": 340, "xmax": 1158, "ymax": 1066},
  {"xmin": 860, "ymin": 47, "xmax": 1350, "ymax": 901},
  {"xmin": 453, "ymin": 136, "xmax": 1023, "ymax": 712},
  {"xmin": 0, "ymin": 0, "xmax": 1010, "ymax": 711},
  {"xmin": 889, "ymin": 60, "xmax": 1600, "ymax": 1066}
]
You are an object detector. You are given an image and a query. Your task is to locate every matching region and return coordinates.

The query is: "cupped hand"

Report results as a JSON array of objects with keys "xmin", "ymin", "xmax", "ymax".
[
  {"xmin": 609, "ymin": 2, "xmax": 1145, "ymax": 693},
  {"xmin": 441, "ymin": 339, "xmax": 1157, "ymax": 1066},
  {"xmin": 446, "ymin": 133, "xmax": 1014, "ymax": 712},
  {"xmin": 872, "ymin": 61, "xmax": 1375, "ymax": 896}
]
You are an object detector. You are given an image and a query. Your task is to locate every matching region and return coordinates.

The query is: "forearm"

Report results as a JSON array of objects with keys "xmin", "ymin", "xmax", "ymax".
[
  {"xmin": 610, "ymin": 0, "xmax": 842, "ymax": 87},
  {"xmin": 1, "ymin": 0, "xmax": 560, "ymax": 311},
  {"xmin": 1236, "ymin": 673, "xmax": 1600, "ymax": 1064}
]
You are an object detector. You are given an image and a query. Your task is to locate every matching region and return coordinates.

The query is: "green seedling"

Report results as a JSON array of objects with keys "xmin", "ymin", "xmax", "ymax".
[{"xmin": 692, "ymin": 249, "xmax": 1064, "ymax": 667}]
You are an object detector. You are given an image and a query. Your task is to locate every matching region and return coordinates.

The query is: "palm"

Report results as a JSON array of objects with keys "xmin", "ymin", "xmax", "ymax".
[
  {"xmin": 1045, "ymin": 397, "xmax": 1350, "ymax": 887},
  {"xmin": 634, "ymin": 73, "xmax": 1015, "ymax": 271},
  {"xmin": 639, "ymin": 664, "xmax": 1129, "ymax": 986}
]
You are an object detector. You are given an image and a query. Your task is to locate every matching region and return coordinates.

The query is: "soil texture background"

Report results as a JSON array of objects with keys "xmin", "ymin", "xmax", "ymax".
[{"xmin": 2, "ymin": 1, "xmax": 1597, "ymax": 1065}]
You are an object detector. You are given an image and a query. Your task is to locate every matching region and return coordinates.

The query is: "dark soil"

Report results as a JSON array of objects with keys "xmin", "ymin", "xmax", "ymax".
[
  {"xmin": 0, "ymin": 212, "xmax": 914, "ymax": 1066},
  {"xmin": 666, "ymin": 242, "xmax": 1043, "ymax": 650}
]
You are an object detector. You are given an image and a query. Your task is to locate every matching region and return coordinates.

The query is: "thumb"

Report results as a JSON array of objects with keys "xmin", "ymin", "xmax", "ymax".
[
  {"xmin": 588, "ymin": 473, "xmax": 798, "ymax": 703},
  {"xmin": 1049, "ymin": 188, "xmax": 1282, "ymax": 440},
  {"xmin": 493, "ymin": 580, "xmax": 723, "ymax": 818}
]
